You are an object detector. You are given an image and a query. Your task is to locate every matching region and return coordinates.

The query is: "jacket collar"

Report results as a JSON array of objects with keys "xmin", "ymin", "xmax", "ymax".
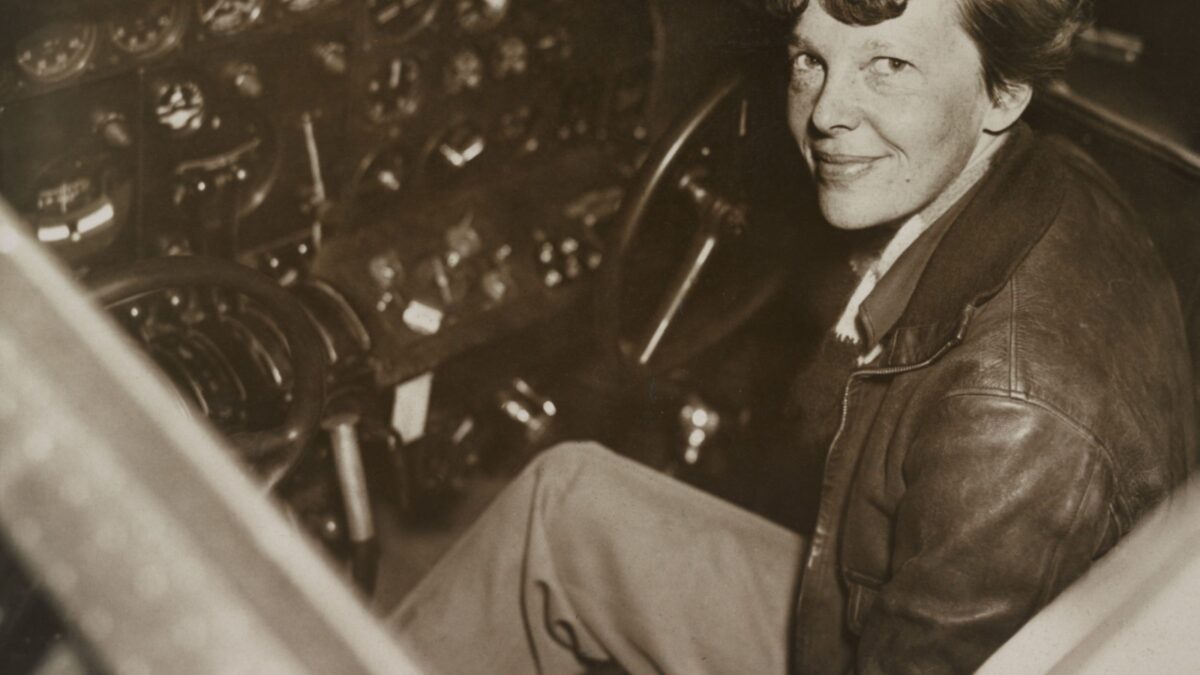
[{"xmin": 876, "ymin": 123, "xmax": 1069, "ymax": 368}]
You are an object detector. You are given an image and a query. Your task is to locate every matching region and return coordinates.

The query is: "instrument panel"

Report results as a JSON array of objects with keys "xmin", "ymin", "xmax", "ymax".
[{"xmin": 0, "ymin": 0, "xmax": 658, "ymax": 382}]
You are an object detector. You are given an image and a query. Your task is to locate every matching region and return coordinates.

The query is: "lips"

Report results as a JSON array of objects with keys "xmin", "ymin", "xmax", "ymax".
[{"xmin": 811, "ymin": 150, "xmax": 885, "ymax": 183}]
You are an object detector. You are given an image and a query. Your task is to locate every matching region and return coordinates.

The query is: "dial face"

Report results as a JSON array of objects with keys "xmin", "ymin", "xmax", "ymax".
[
  {"xmin": 15, "ymin": 22, "xmax": 98, "ymax": 84},
  {"xmin": 368, "ymin": 0, "xmax": 440, "ymax": 36},
  {"xmin": 36, "ymin": 175, "xmax": 97, "ymax": 217},
  {"xmin": 23, "ymin": 153, "xmax": 128, "ymax": 257},
  {"xmin": 154, "ymin": 79, "xmax": 207, "ymax": 134},
  {"xmin": 108, "ymin": 0, "xmax": 188, "ymax": 59},
  {"xmin": 196, "ymin": 0, "xmax": 264, "ymax": 35},
  {"xmin": 455, "ymin": 0, "xmax": 508, "ymax": 34},
  {"xmin": 367, "ymin": 56, "xmax": 422, "ymax": 123}
]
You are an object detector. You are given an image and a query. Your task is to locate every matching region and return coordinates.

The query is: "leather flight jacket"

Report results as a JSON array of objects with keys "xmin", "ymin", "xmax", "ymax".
[{"xmin": 791, "ymin": 124, "xmax": 1196, "ymax": 674}]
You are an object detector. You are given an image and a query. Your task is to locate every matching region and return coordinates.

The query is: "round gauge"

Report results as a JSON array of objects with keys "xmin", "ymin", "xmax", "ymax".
[
  {"xmin": 108, "ymin": 0, "xmax": 189, "ymax": 59},
  {"xmin": 15, "ymin": 22, "xmax": 99, "ymax": 84},
  {"xmin": 23, "ymin": 153, "xmax": 132, "ymax": 262},
  {"xmin": 196, "ymin": 0, "xmax": 264, "ymax": 35},
  {"xmin": 369, "ymin": 0, "xmax": 441, "ymax": 37},
  {"xmin": 455, "ymin": 0, "xmax": 508, "ymax": 34},
  {"xmin": 444, "ymin": 49, "xmax": 483, "ymax": 94},
  {"xmin": 153, "ymin": 78, "xmax": 207, "ymax": 134},
  {"xmin": 367, "ymin": 56, "xmax": 422, "ymax": 123},
  {"xmin": 35, "ymin": 173, "xmax": 99, "ymax": 218}
]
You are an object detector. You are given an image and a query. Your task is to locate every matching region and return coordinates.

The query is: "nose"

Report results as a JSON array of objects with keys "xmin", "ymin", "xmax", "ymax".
[{"xmin": 810, "ymin": 67, "xmax": 861, "ymax": 135}]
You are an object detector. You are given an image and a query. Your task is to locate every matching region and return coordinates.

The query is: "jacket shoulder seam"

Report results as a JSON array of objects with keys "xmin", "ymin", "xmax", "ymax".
[
  {"xmin": 930, "ymin": 388, "xmax": 1120, "ymax": 599},
  {"xmin": 1008, "ymin": 272, "xmax": 1021, "ymax": 392},
  {"xmin": 934, "ymin": 387, "xmax": 1121, "ymax": 501}
]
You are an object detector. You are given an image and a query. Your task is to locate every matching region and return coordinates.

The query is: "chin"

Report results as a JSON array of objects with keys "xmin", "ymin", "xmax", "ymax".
[{"xmin": 817, "ymin": 193, "xmax": 903, "ymax": 231}]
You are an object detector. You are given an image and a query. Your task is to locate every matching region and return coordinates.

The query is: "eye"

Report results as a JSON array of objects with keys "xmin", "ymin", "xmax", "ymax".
[
  {"xmin": 790, "ymin": 52, "xmax": 824, "ymax": 75},
  {"xmin": 868, "ymin": 57, "xmax": 913, "ymax": 76}
]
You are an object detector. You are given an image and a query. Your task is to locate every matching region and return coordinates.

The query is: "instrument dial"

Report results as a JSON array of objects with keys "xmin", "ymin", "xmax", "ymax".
[
  {"xmin": 36, "ymin": 174, "xmax": 98, "ymax": 218},
  {"xmin": 368, "ymin": 0, "xmax": 441, "ymax": 37},
  {"xmin": 23, "ymin": 152, "xmax": 130, "ymax": 260},
  {"xmin": 455, "ymin": 0, "xmax": 508, "ymax": 34},
  {"xmin": 107, "ymin": 0, "xmax": 189, "ymax": 59},
  {"xmin": 15, "ymin": 22, "xmax": 98, "ymax": 84},
  {"xmin": 153, "ymin": 78, "xmax": 207, "ymax": 135},
  {"xmin": 196, "ymin": 0, "xmax": 265, "ymax": 35},
  {"xmin": 367, "ymin": 56, "xmax": 422, "ymax": 123}
]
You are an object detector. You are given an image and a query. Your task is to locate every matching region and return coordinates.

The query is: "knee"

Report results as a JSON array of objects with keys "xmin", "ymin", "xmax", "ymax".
[
  {"xmin": 521, "ymin": 441, "xmax": 622, "ymax": 533},
  {"xmin": 527, "ymin": 440, "xmax": 612, "ymax": 477},
  {"xmin": 516, "ymin": 440, "xmax": 619, "ymax": 501}
]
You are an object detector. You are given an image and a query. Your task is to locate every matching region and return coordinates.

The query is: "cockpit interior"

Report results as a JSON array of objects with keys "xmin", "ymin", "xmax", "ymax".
[{"xmin": 2, "ymin": 0, "xmax": 1200, "ymax": 671}]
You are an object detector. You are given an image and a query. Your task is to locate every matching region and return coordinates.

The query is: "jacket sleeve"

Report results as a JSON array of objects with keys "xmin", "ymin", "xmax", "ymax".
[{"xmin": 855, "ymin": 392, "xmax": 1116, "ymax": 674}]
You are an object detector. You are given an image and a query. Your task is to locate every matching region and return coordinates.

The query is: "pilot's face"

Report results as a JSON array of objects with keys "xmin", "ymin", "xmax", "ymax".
[{"xmin": 786, "ymin": 0, "xmax": 997, "ymax": 229}]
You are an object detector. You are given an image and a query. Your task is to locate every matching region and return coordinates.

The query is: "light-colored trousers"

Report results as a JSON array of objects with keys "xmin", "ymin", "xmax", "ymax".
[{"xmin": 388, "ymin": 441, "xmax": 806, "ymax": 674}]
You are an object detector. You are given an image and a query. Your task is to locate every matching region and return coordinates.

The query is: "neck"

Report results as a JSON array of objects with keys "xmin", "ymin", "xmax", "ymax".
[{"xmin": 916, "ymin": 131, "xmax": 1009, "ymax": 228}]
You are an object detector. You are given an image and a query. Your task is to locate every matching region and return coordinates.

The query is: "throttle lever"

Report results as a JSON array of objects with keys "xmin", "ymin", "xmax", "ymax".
[{"xmin": 323, "ymin": 413, "xmax": 379, "ymax": 594}]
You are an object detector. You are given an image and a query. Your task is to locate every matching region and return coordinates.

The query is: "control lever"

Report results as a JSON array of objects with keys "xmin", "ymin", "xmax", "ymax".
[
  {"xmin": 300, "ymin": 112, "xmax": 329, "ymax": 217},
  {"xmin": 323, "ymin": 413, "xmax": 378, "ymax": 594},
  {"xmin": 634, "ymin": 168, "xmax": 748, "ymax": 366}
]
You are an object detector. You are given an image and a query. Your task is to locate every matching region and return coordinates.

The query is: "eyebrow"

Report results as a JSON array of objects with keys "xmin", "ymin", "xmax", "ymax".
[
  {"xmin": 863, "ymin": 39, "xmax": 902, "ymax": 53},
  {"xmin": 789, "ymin": 34, "xmax": 913, "ymax": 57},
  {"xmin": 788, "ymin": 34, "xmax": 813, "ymax": 51}
]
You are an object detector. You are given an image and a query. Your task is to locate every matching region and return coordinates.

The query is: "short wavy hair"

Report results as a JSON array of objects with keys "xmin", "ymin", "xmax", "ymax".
[{"xmin": 771, "ymin": 0, "xmax": 1092, "ymax": 99}]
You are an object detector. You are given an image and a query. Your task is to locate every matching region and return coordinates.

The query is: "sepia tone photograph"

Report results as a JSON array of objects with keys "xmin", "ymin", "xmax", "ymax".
[{"xmin": 1, "ymin": 0, "xmax": 1198, "ymax": 672}]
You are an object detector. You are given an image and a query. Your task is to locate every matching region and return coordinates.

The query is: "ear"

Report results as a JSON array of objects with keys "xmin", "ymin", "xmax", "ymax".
[{"xmin": 983, "ymin": 82, "xmax": 1033, "ymax": 133}]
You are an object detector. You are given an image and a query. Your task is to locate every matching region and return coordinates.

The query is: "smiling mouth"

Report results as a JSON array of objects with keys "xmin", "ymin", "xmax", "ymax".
[{"xmin": 812, "ymin": 152, "xmax": 884, "ymax": 183}]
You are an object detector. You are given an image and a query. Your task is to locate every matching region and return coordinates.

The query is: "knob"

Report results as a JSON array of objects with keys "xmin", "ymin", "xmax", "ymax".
[
  {"xmin": 480, "ymin": 268, "xmax": 512, "ymax": 303},
  {"xmin": 444, "ymin": 49, "xmax": 484, "ymax": 94},
  {"xmin": 496, "ymin": 378, "xmax": 557, "ymax": 446},
  {"xmin": 679, "ymin": 398, "xmax": 721, "ymax": 466},
  {"xmin": 368, "ymin": 252, "xmax": 405, "ymax": 289},
  {"xmin": 445, "ymin": 212, "xmax": 483, "ymax": 263},
  {"xmin": 312, "ymin": 41, "xmax": 348, "ymax": 76},
  {"xmin": 222, "ymin": 61, "xmax": 264, "ymax": 99},
  {"xmin": 437, "ymin": 124, "xmax": 486, "ymax": 169},
  {"xmin": 492, "ymin": 36, "xmax": 529, "ymax": 79},
  {"xmin": 368, "ymin": 252, "xmax": 405, "ymax": 312},
  {"xmin": 92, "ymin": 109, "xmax": 133, "ymax": 148}
]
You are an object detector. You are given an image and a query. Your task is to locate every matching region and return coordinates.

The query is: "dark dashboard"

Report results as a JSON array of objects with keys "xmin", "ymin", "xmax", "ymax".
[
  {"xmin": 0, "ymin": 1, "xmax": 798, "ymax": 667},
  {"xmin": 1, "ymin": 0, "xmax": 657, "ymax": 347}
]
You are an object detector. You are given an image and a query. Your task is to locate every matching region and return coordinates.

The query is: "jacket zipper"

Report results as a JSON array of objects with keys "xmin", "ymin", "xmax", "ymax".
[
  {"xmin": 825, "ymin": 337, "xmax": 963, "ymax": 461},
  {"xmin": 795, "ymin": 336, "xmax": 964, "ymax": 667}
]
